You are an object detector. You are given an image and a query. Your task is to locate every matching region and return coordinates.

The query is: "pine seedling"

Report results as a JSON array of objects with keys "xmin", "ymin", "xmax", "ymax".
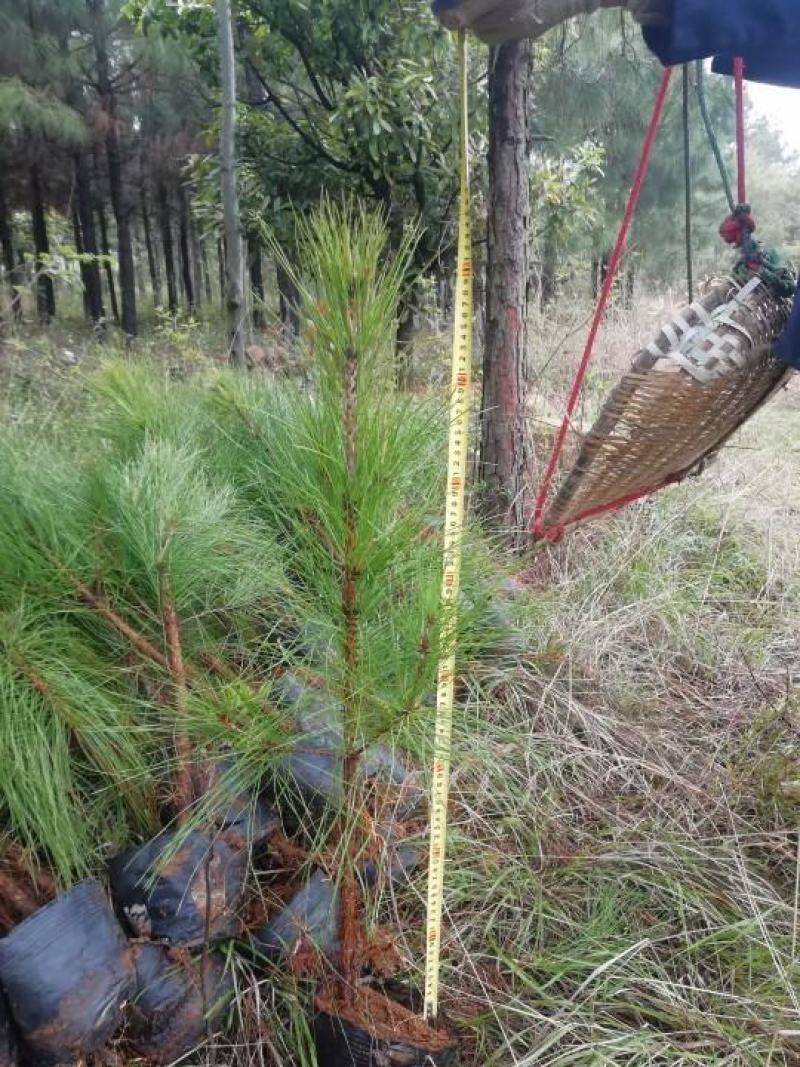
[
  {"xmin": 0, "ymin": 415, "xmax": 294, "ymax": 868},
  {"xmin": 233, "ymin": 201, "xmax": 488, "ymax": 1004},
  {"xmin": 83, "ymin": 437, "xmax": 293, "ymax": 817},
  {"xmin": 88, "ymin": 361, "xmax": 210, "ymax": 462}
]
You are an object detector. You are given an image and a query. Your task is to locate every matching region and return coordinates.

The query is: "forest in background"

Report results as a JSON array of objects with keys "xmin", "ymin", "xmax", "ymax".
[{"xmin": 3, "ymin": 0, "xmax": 800, "ymax": 349}]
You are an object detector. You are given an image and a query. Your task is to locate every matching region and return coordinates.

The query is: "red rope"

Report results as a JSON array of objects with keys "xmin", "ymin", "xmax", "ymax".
[
  {"xmin": 734, "ymin": 57, "xmax": 747, "ymax": 204},
  {"xmin": 531, "ymin": 67, "xmax": 674, "ymax": 540}
]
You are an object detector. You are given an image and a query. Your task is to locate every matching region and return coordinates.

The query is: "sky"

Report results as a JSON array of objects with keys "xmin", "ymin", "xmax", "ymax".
[{"xmin": 748, "ymin": 82, "xmax": 800, "ymax": 156}]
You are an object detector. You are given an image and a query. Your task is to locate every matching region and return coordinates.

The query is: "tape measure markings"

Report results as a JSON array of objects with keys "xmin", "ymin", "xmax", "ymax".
[{"xmin": 423, "ymin": 28, "xmax": 472, "ymax": 1024}]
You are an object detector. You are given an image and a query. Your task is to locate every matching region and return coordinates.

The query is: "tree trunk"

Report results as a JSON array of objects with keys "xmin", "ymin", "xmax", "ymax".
[
  {"xmin": 0, "ymin": 179, "xmax": 21, "ymax": 321},
  {"xmin": 158, "ymin": 184, "xmax": 178, "ymax": 315},
  {"xmin": 178, "ymin": 185, "xmax": 195, "ymax": 312},
  {"xmin": 248, "ymin": 235, "xmax": 265, "ymax": 330},
  {"xmin": 395, "ymin": 284, "xmax": 418, "ymax": 389},
  {"xmin": 133, "ymin": 219, "xmax": 149, "ymax": 300},
  {"xmin": 217, "ymin": 236, "xmax": 225, "ymax": 304},
  {"xmin": 599, "ymin": 248, "xmax": 611, "ymax": 288},
  {"xmin": 75, "ymin": 150, "xmax": 105, "ymax": 327},
  {"xmin": 140, "ymin": 187, "xmax": 161, "ymax": 308},
  {"xmin": 216, "ymin": 0, "xmax": 246, "ymax": 367},
  {"xmin": 276, "ymin": 260, "xmax": 300, "ymax": 348},
  {"xmin": 30, "ymin": 164, "xmax": 55, "ymax": 324},
  {"xmin": 96, "ymin": 196, "xmax": 120, "ymax": 323},
  {"xmin": 72, "ymin": 200, "xmax": 92, "ymax": 320},
  {"xmin": 105, "ymin": 123, "xmax": 137, "ymax": 339},
  {"xmin": 89, "ymin": 0, "xmax": 136, "ymax": 339},
  {"xmin": 200, "ymin": 240, "xmax": 214, "ymax": 305},
  {"xmin": 479, "ymin": 41, "xmax": 531, "ymax": 545},
  {"xmin": 189, "ymin": 213, "xmax": 205, "ymax": 309},
  {"xmin": 438, "ymin": 273, "xmax": 452, "ymax": 322}
]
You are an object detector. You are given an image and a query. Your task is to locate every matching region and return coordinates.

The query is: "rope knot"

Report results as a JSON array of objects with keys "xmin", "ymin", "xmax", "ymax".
[
  {"xmin": 719, "ymin": 205, "xmax": 796, "ymax": 299},
  {"xmin": 719, "ymin": 204, "xmax": 755, "ymax": 247},
  {"xmin": 532, "ymin": 519, "xmax": 564, "ymax": 544}
]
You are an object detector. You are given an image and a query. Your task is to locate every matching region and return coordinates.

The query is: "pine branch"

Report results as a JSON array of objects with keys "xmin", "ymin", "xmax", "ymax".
[
  {"xmin": 75, "ymin": 577, "xmax": 170, "ymax": 671},
  {"xmin": 159, "ymin": 565, "xmax": 194, "ymax": 822}
]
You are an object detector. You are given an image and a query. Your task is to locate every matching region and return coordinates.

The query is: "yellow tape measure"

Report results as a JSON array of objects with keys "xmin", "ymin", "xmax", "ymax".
[{"xmin": 424, "ymin": 28, "xmax": 472, "ymax": 1024}]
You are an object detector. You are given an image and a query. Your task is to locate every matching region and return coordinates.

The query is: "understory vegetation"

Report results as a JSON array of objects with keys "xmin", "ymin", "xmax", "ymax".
[{"xmin": 3, "ymin": 282, "xmax": 799, "ymax": 1064}]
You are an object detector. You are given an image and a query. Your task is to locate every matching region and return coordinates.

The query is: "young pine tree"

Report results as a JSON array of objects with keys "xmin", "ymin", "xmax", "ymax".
[{"xmin": 239, "ymin": 202, "xmax": 487, "ymax": 1015}]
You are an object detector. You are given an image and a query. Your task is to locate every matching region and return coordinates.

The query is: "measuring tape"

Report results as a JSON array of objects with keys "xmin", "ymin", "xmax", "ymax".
[{"xmin": 423, "ymin": 28, "xmax": 472, "ymax": 1024}]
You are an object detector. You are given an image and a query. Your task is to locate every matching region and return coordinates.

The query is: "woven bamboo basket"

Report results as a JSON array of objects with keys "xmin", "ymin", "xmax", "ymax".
[{"xmin": 541, "ymin": 275, "xmax": 795, "ymax": 534}]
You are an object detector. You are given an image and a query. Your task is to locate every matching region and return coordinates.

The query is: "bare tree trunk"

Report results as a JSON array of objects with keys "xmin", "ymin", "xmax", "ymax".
[
  {"xmin": 72, "ymin": 200, "xmax": 92, "ymax": 320},
  {"xmin": 189, "ymin": 212, "xmax": 205, "ymax": 310},
  {"xmin": 216, "ymin": 0, "xmax": 246, "ymax": 367},
  {"xmin": 75, "ymin": 150, "xmax": 105, "ymax": 327},
  {"xmin": 395, "ymin": 284, "xmax": 418, "ymax": 389},
  {"xmin": 200, "ymin": 240, "xmax": 213, "ymax": 305},
  {"xmin": 479, "ymin": 41, "xmax": 531, "ymax": 545},
  {"xmin": 217, "ymin": 236, "xmax": 226, "ymax": 304},
  {"xmin": 276, "ymin": 260, "xmax": 300, "ymax": 348},
  {"xmin": 158, "ymin": 184, "xmax": 178, "ymax": 315},
  {"xmin": 134, "ymin": 219, "xmax": 149, "ymax": 300},
  {"xmin": 30, "ymin": 164, "xmax": 55, "ymax": 324},
  {"xmin": 178, "ymin": 185, "xmax": 195, "ymax": 312},
  {"xmin": 140, "ymin": 187, "xmax": 161, "ymax": 308},
  {"xmin": 248, "ymin": 235, "xmax": 265, "ymax": 330},
  {"xmin": 89, "ymin": 0, "xmax": 137, "ymax": 340},
  {"xmin": 96, "ymin": 195, "xmax": 120, "ymax": 323},
  {"xmin": 0, "ymin": 179, "xmax": 21, "ymax": 321},
  {"xmin": 105, "ymin": 120, "xmax": 137, "ymax": 339}
]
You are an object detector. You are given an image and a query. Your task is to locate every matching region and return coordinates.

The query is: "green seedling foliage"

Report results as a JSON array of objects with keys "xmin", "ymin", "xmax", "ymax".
[
  {"xmin": 214, "ymin": 205, "xmax": 491, "ymax": 750},
  {"xmin": 88, "ymin": 438, "xmax": 285, "ymax": 637},
  {"xmin": 89, "ymin": 361, "xmax": 209, "ymax": 460},
  {"xmin": 0, "ymin": 602, "xmax": 155, "ymax": 883}
]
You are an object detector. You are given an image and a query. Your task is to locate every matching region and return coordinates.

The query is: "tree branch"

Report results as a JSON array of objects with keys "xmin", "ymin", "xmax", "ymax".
[
  {"xmin": 279, "ymin": 21, "xmax": 335, "ymax": 111},
  {"xmin": 246, "ymin": 62, "xmax": 357, "ymax": 175}
]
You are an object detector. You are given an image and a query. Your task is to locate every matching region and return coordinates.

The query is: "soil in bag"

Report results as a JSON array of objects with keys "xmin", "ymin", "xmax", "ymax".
[
  {"xmin": 126, "ymin": 943, "xmax": 234, "ymax": 1063},
  {"xmin": 314, "ymin": 986, "xmax": 458, "ymax": 1067},
  {"xmin": 0, "ymin": 880, "xmax": 134, "ymax": 1066},
  {"xmin": 196, "ymin": 759, "xmax": 279, "ymax": 851},
  {"xmin": 109, "ymin": 830, "xmax": 245, "ymax": 946},
  {"xmin": 272, "ymin": 675, "xmax": 423, "ymax": 815},
  {"xmin": 253, "ymin": 845, "xmax": 418, "ymax": 960}
]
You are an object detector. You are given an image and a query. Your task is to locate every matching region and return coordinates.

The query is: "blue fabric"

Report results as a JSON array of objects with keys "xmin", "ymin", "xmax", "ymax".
[
  {"xmin": 642, "ymin": 0, "xmax": 800, "ymax": 88},
  {"xmin": 643, "ymin": 1, "xmax": 800, "ymax": 366},
  {"xmin": 774, "ymin": 287, "xmax": 800, "ymax": 369}
]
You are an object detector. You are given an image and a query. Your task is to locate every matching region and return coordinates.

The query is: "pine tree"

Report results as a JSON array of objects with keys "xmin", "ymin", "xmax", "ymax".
[
  {"xmin": 481, "ymin": 40, "xmax": 532, "ymax": 542},
  {"xmin": 0, "ymin": 4, "xmax": 88, "ymax": 323},
  {"xmin": 215, "ymin": 0, "xmax": 246, "ymax": 366}
]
